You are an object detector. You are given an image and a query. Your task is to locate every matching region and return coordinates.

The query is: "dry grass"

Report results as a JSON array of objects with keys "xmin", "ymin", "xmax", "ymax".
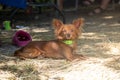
[{"xmin": 0, "ymin": 9, "xmax": 120, "ymax": 80}]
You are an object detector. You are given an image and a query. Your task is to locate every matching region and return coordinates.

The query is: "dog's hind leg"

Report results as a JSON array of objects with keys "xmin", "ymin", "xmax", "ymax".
[{"xmin": 14, "ymin": 47, "xmax": 42, "ymax": 59}]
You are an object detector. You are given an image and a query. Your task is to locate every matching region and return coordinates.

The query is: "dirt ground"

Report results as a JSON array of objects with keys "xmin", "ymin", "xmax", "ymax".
[{"xmin": 0, "ymin": 5, "xmax": 120, "ymax": 80}]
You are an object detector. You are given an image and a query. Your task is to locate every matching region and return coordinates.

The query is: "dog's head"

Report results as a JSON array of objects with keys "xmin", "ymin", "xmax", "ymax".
[{"xmin": 53, "ymin": 18, "xmax": 84, "ymax": 40}]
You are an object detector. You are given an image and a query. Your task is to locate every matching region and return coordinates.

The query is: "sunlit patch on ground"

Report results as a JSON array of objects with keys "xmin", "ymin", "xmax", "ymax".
[{"xmin": 0, "ymin": 7, "xmax": 120, "ymax": 80}]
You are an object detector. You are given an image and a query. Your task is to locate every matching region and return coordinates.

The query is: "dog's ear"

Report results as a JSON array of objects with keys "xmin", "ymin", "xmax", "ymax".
[
  {"xmin": 52, "ymin": 19, "xmax": 63, "ymax": 29},
  {"xmin": 72, "ymin": 18, "xmax": 84, "ymax": 28}
]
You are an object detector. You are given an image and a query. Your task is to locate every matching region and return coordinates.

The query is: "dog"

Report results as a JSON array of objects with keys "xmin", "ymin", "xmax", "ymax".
[{"xmin": 14, "ymin": 18, "xmax": 85, "ymax": 61}]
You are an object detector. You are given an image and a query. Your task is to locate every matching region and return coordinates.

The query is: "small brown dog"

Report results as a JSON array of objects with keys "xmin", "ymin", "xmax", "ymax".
[{"xmin": 14, "ymin": 18, "xmax": 85, "ymax": 61}]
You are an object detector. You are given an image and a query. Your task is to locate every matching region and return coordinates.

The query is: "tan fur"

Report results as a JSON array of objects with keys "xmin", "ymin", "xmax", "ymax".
[{"xmin": 14, "ymin": 18, "xmax": 85, "ymax": 61}]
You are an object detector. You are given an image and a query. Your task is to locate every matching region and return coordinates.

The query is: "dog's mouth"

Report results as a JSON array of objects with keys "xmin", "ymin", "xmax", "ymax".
[
  {"xmin": 58, "ymin": 34, "xmax": 73, "ymax": 40},
  {"xmin": 65, "ymin": 33, "xmax": 74, "ymax": 40},
  {"xmin": 66, "ymin": 34, "xmax": 71, "ymax": 39},
  {"xmin": 57, "ymin": 32, "xmax": 76, "ymax": 40}
]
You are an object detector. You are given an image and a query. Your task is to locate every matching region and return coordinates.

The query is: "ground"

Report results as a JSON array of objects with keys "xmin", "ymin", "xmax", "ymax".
[{"xmin": 0, "ymin": 4, "xmax": 120, "ymax": 80}]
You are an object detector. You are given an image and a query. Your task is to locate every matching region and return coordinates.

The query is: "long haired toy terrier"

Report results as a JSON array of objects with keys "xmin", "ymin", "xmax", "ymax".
[{"xmin": 14, "ymin": 18, "xmax": 85, "ymax": 61}]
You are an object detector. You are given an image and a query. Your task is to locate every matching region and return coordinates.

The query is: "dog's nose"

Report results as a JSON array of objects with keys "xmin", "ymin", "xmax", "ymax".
[{"xmin": 66, "ymin": 34, "xmax": 71, "ymax": 38}]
